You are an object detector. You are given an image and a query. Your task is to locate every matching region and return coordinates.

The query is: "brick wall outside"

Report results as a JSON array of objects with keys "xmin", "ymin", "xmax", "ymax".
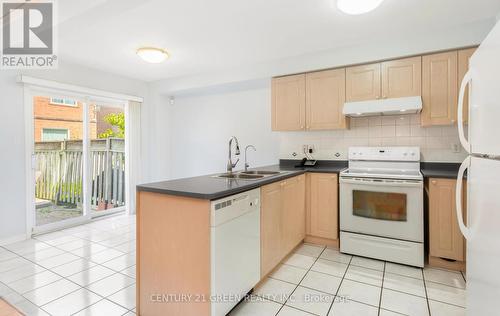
[{"xmin": 33, "ymin": 96, "xmax": 97, "ymax": 142}]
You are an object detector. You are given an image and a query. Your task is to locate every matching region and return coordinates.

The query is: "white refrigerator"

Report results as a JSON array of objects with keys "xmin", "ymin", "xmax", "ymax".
[{"xmin": 456, "ymin": 18, "xmax": 500, "ymax": 315}]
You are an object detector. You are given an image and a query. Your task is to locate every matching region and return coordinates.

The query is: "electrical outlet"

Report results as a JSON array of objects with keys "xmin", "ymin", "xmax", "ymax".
[{"xmin": 451, "ymin": 143, "xmax": 460, "ymax": 153}]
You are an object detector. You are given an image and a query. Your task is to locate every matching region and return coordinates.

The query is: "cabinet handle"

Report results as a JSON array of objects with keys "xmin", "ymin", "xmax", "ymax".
[
  {"xmin": 376, "ymin": 96, "xmax": 380, "ymax": 99},
  {"xmin": 431, "ymin": 180, "xmax": 437, "ymax": 185},
  {"xmin": 301, "ymin": 125, "xmax": 304, "ymax": 129},
  {"xmin": 306, "ymin": 125, "xmax": 310, "ymax": 129},
  {"xmin": 383, "ymin": 95, "xmax": 387, "ymax": 99}
]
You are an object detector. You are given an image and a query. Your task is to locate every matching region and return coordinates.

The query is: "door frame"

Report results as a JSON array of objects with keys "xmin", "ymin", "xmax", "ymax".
[{"xmin": 24, "ymin": 85, "xmax": 132, "ymax": 237}]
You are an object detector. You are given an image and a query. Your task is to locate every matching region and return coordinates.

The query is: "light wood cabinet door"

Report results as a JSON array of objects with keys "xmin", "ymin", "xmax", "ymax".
[
  {"xmin": 458, "ymin": 48, "xmax": 477, "ymax": 124},
  {"xmin": 261, "ymin": 181, "xmax": 283, "ymax": 277},
  {"xmin": 429, "ymin": 178, "xmax": 467, "ymax": 261},
  {"xmin": 346, "ymin": 63, "xmax": 381, "ymax": 102},
  {"xmin": 306, "ymin": 69, "xmax": 348, "ymax": 130},
  {"xmin": 271, "ymin": 74, "xmax": 306, "ymax": 131},
  {"xmin": 421, "ymin": 51, "xmax": 458, "ymax": 126},
  {"xmin": 381, "ymin": 56, "xmax": 421, "ymax": 99},
  {"xmin": 308, "ymin": 173, "xmax": 338, "ymax": 240},
  {"xmin": 282, "ymin": 175, "xmax": 306, "ymax": 255}
]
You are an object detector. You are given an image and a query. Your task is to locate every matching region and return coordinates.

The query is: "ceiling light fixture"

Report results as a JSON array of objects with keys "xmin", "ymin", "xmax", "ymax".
[
  {"xmin": 136, "ymin": 47, "xmax": 169, "ymax": 63},
  {"xmin": 337, "ymin": 0, "xmax": 384, "ymax": 15}
]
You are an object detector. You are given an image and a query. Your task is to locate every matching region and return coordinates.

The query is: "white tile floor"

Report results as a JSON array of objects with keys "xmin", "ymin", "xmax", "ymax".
[
  {"xmin": 1, "ymin": 217, "xmax": 467, "ymax": 316},
  {"xmin": 0, "ymin": 215, "xmax": 136, "ymax": 316},
  {"xmin": 230, "ymin": 243, "xmax": 467, "ymax": 316}
]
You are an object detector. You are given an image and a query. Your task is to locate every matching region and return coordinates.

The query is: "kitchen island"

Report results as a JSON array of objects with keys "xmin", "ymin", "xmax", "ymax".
[
  {"xmin": 135, "ymin": 160, "xmax": 465, "ymax": 315},
  {"xmin": 135, "ymin": 162, "xmax": 346, "ymax": 316}
]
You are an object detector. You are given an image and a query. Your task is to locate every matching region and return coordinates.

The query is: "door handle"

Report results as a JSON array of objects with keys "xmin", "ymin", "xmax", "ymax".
[
  {"xmin": 455, "ymin": 156, "xmax": 470, "ymax": 240},
  {"xmin": 457, "ymin": 70, "xmax": 472, "ymax": 153}
]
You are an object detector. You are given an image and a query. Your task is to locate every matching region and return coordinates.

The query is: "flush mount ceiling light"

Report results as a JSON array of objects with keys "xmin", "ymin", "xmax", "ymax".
[
  {"xmin": 136, "ymin": 47, "xmax": 169, "ymax": 63},
  {"xmin": 337, "ymin": 0, "xmax": 384, "ymax": 15}
]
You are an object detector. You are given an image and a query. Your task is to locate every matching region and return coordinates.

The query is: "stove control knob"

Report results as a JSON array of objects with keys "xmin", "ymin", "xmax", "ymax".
[
  {"xmin": 403, "ymin": 152, "xmax": 408, "ymax": 156},
  {"xmin": 411, "ymin": 152, "xmax": 416, "ymax": 156}
]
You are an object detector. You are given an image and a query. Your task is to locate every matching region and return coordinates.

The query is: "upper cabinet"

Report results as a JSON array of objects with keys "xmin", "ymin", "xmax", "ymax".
[
  {"xmin": 272, "ymin": 70, "xmax": 348, "ymax": 131},
  {"xmin": 346, "ymin": 57, "xmax": 421, "ymax": 102},
  {"xmin": 421, "ymin": 51, "xmax": 458, "ymax": 126},
  {"xmin": 271, "ymin": 74, "xmax": 306, "ymax": 131},
  {"xmin": 458, "ymin": 48, "xmax": 476, "ymax": 124},
  {"xmin": 306, "ymin": 69, "xmax": 348, "ymax": 130},
  {"xmin": 346, "ymin": 63, "xmax": 381, "ymax": 102},
  {"xmin": 272, "ymin": 47, "xmax": 477, "ymax": 130},
  {"xmin": 381, "ymin": 56, "xmax": 422, "ymax": 98}
]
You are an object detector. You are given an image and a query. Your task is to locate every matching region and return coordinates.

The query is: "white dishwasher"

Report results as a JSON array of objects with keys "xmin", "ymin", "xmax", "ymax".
[{"xmin": 210, "ymin": 188, "xmax": 261, "ymax": 316}]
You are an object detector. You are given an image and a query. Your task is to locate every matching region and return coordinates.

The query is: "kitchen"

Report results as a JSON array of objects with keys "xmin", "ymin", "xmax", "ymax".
[{"xmin": 0, "ymin": 1, "xmax": 499, "ymax": 316}]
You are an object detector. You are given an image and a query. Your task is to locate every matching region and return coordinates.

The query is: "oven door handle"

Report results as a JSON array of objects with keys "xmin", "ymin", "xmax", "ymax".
[{"xmin": 340, "ymin": 177, "xmax": 423, "ymax": 187}]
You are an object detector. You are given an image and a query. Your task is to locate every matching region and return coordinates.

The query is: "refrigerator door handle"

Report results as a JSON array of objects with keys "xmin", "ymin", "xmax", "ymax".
[
  {"xmin": 457, "ymin": 70, "xmax": 472, "ymax": 153},
  {"xmin": 456, "ymin": 156, "xmax": 470, "ymax": 240}
]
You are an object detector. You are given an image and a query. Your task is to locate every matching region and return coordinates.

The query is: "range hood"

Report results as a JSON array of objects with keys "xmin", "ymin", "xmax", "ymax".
[{"xmin": 343, "ymin": 96, "xmax": 422, "ymax": 117}]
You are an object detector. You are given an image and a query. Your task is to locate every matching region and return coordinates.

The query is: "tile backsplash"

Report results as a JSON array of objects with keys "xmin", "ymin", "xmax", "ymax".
[{"xmin": 278, "ymin": 114, "xmax": 467, "ymax": 162}]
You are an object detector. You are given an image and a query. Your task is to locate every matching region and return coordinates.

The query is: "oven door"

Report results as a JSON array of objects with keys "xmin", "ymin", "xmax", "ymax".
[{"xmin": 340, "ymin": 177, "xmax": 423, "ymax": 242}]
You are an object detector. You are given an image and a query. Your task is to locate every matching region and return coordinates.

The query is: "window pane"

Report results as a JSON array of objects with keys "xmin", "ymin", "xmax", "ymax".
[
  {"xmin": 353, "ymin": 190, "xmax": 407, "ymax": 221},
  {"xmin": 42, "ymin": 128, "xmax": 68, "ymax": 141}
]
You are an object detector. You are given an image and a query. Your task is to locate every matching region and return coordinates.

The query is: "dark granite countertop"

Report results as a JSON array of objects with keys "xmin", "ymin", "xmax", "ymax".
[
  {"xmin": 137, "ymin": 160, "xmax": 465, "ymax": 200},
  {"xmin": 420, "ymin": 162, "xmax": 465, "ymax": 179},
  {"xmin": 136, "ymin": 160, "xmax": 348, "ymax": 200}
]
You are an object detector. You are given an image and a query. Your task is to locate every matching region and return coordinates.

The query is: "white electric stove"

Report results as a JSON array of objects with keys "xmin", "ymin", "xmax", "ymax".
[{"xmin": 339, "ymin": 147, "xmax": 424, "ymax": 267}]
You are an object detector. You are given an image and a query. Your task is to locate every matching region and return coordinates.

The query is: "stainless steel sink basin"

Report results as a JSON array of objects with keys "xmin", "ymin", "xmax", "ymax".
[
  {"xmin": 240, "ymin": 171, "xmax": 281, "ymax": 175},
  {"xmin": 215, "ymin": 173, "xmax": 264, "ymax": 180},
  {"xmin": 214, "ymin": 170, "xmax": 284, "ymax": 180}
]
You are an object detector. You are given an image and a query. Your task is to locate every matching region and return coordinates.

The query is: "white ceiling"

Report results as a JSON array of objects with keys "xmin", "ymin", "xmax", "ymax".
[{"xmin": 57, "ymin": 0, "xmax": 500, "ymax": 82}]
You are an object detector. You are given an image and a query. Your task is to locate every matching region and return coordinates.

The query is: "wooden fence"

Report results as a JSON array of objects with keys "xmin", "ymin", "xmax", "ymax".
[{"xmin": 35, "ymin": 138, "xmax": 125, "ymax": 210}]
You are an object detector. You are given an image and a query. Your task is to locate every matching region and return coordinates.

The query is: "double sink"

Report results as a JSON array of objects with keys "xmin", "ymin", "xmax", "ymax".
[{"xmin": 215, "ymin": 170, "xmax": 284, "ymax": 180}]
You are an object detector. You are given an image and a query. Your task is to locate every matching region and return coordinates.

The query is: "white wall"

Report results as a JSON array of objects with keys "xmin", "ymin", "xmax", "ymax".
[
  {"xmin": 0, "ymin": 62, "xmax": 149, "ymax": 244},
  {"xmin": 168, "ymin": 82, "xmax": 279, "ymax": 179}
]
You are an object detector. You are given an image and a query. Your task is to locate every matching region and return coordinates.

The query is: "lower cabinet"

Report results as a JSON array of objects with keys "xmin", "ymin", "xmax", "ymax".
[
  {"xmin": 261, "ymin": 175, "xmax": 305, "ymax": 277},
  {"xmin": 428, "ymin": 178, "xmax": 467, "ymax": 262},
  {"xmin": 306, "ymin": 173, "xmax": 339, "ymax": 241}
]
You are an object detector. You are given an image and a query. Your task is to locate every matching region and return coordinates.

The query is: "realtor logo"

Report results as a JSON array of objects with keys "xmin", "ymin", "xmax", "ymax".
[{"xmin": 1, "ymin": 0, "xmax": 57, "ymax": 69}]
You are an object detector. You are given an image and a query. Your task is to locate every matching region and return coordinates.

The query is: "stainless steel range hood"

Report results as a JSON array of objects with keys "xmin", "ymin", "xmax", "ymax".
[{"xmin": 343, "ymin": 96, "xmax": 422, "ymax": 117}]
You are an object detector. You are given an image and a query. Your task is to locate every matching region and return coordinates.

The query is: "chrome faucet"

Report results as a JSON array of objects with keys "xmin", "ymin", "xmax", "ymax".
[
  {"xmin": 244, "ymin": 145, "xmax": 256, "ymax": 172},
  {"xmin": 227, "ymin": 136, "xmax": 241, "ymax": 173}
]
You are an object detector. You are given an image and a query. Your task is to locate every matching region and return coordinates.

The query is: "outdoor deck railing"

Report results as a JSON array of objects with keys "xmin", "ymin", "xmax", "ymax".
[{"xmin": 35, "ymin": 138, "xmax": 125, "ymax": 210}]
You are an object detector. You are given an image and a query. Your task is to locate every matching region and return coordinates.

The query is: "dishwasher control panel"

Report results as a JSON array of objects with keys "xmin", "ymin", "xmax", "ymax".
[{"xmin": 210, "ymin": 188, "xmax": 260, "ymax": 227}]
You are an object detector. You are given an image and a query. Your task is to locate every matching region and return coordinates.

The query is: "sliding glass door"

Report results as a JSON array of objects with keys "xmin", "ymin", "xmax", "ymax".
[
  {"xmin": 31, "ymin": 92, "xmax": 127, "ymax": 234},
  {"xmin": 32, "ymin": 94, "xmax": 89, "ymax": 232},
  {"xmin": 88, "ymin": 102, "xmax": 126, "ymax": 217}
]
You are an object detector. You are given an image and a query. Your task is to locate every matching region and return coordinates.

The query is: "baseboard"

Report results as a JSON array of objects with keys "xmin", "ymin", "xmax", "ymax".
[
  {"xmin": 0, "ymin": 234, "xmax": 28, "ymax": 246},
  {"xmin": 304, "ymin": 235, "xmax": 339, "ymax": 249},
  {"xmin": 428, "ymin": 255, "xmax": 466, "ymax": 272}
]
